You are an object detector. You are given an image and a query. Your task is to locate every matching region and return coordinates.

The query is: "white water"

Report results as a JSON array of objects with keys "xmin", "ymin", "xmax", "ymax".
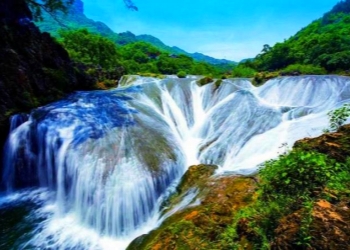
[{"xmin": 1, "ymin": 75, "xmax": 350, "ymax": 249}]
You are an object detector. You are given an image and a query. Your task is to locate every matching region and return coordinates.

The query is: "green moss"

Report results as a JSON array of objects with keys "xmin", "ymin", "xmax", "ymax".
[
  {"xmin": 214, "ymin": 79, "xmax": 223, "ymax": 89},
  {"xmin": 220, "ymin": 125, "xmax": 350, "ymax": 249},
  {"xmin": 252, "ymin": 71, "xmax": 280, "ymax": 86},
  {"xmin": 177, "ymin": 164, "xmax": 217, "ymax": 193},
  {"xmin": 128, "ymin": 166, "xmax": 257, "ymax": 250},
  {"xmin": 4, "ymin": 109, "xmax": 19, "ymax": 118},
  {"xmin": 43, "ymin": 68, "xmax": 70, "ymax": 89},
  {"xmin": 197, "ymin": 76, "xmax": 213, "ymax": 86},
  {"xmin": 176, "ymin": 71, "xmax": 187, "ymax": 78}
]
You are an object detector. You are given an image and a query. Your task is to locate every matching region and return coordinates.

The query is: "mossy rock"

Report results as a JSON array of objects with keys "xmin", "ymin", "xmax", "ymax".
[
  {"xmin": 175, "ymin": 71, "xmax": 186, "ymax": 78},
  {"xmin": 294, "ymin": 124, "xmax": 350, "ymax": 163},
  {"xmin": 252, "ymin": 71, "xmax": 280, "ymax": 86},
  {"xmin": 119, "ymin": 75, "xmax": 140, "ymax": 86},
  {"xmin": 127, "ymin": 165, "xmax": 257, "ymax": 250},
  {"xmin": 214, "ymin": 79, "xmax": 223, "ymax": 89},
  {"xmin": 196, "ymin": 76, "xmax": 214, "ymax": 86},
  {"xmin": 177, "ymin": 164, "xmax": 218, "ymax": 193}
]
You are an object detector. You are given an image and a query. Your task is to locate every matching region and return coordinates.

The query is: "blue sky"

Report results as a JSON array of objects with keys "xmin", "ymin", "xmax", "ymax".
[{"xmin": 83, "ymin": 0, "xmax": 339, "ymax": 61}]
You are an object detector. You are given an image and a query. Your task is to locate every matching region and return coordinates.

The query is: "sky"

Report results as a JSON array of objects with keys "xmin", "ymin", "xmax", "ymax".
[{"xmin": 83, "ymin": 0, "xmax": 339, "ymax": 62}]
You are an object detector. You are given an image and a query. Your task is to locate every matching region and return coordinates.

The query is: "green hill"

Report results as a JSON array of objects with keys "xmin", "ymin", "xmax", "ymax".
[
  {"xmin": 36, "ymin": 0, "xmax": 235, "ymax": 66},
  {"xmin": 250, "ymin": 0, "xmax": 350, "ymax": 73}
]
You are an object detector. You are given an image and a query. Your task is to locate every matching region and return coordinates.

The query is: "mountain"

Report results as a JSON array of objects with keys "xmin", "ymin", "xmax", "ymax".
[
  {"xmin": 252, "ymin": 0, "xmax": 350, "ymax": 72},
  {"xmin": 36, "ymin": 0, "xmax": 236, "ymax": 65},
  {"xmin": 136, "ymin": 34, "xmax": 234, "ymax": 65}
]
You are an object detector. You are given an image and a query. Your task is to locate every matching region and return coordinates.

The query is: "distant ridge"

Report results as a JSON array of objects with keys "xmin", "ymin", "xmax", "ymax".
[{"xmin": 36, "ymin": 0, "xmax": 236, "ymax": 65}]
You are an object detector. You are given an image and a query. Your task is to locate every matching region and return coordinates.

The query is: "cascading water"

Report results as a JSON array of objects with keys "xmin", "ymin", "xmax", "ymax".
[{"xmin": 1, "ymin": 75, "xmax": 350, "ymax": 249}]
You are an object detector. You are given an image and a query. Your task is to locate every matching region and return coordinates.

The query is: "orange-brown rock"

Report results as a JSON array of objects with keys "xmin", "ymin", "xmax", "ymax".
[
  {"xmin": 272, "ymin": 199, "xmax": 350, "ymax": 250},
  {"xmin": 127, "ymin": 165, "xmax": 257, "ymax": 250},
  {"xmin": 294, "ymin": 124, "xmax": 350, "ymax": 162}
]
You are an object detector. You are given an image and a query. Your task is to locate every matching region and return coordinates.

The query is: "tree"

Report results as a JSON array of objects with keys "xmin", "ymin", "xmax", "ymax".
[
  {"xmin": 58, "ymin": 29, "xmax": 120, "ymax": 69},
  {"xmin": 123, "ymin": 0, "xmax": 138, "ymax": 11},
  {"xmin": 26, "ymin": 0, "xmax": 75, "ymax": 20},
  {"xmin": 26, "ymin": 0, "xmax": 137, "ymax": 20}
]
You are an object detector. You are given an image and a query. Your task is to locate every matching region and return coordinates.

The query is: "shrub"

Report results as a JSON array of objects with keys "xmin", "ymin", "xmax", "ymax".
[
  {"xmin": 326, "ymin": 103, "xmax": 350, "ymax": 131},
  {"xmin": 232, "ymin": 65, "xmax": 256, "ymax": 77},
  {"xmin": 280, "ymin": 64, "xmax": 326, "ymax": 75},
  {"xmin": 259, "ymin": 150, "xmax": 341, "ymax": 198},
  {"xmin": 176, "ymin": 71, "xmax": 187, "ymax": 78},
  {"xmin": 197, "ymin": 76, "xmax": 213, "ymax": 86},
  {"xmin": 253, "ymin": 71, "xmax": 279, "ymax": 86},
  {"xmin": 214, "ymin": 79, "xmax": 223, "ymax": 89}
]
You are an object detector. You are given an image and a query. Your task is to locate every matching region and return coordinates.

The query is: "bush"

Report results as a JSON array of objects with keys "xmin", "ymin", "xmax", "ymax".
[
  {"xmin": 259, "ymin": 150, "xmax": 341, "ymax": 198},
  {"xmin": 326, "ymin": 103, "xmax": 350, "ymax": 131},
  {"xmin": 280, "ymin": 64, "xmax": 327, "ymax": 75},
  {"xmin": 176, "ymin": 71, "xmax": 187, "ymax": 78},
  {"xmin": 253, "ymin": 71, "xmax": 280, "ymax": 86},
  {"xmin": 197, "ymin": 76, "xmax": 213, "ymax": 86},
  {"xmin": 232, "ymin": 65, "xmax": 256, "ymax": 77}
]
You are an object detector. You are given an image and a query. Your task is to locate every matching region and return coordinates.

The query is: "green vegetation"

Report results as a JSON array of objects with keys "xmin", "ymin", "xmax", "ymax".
[
  {"xmin": 326, "ymin": 103, "xmax": 350, "ymax": 131},
  {"xmin": 57, "ymin": 29, "xmax": 223, "ymax": 78},
  {"xmin": 176, "ymin": 70, "xmax": 187, "ymax": 78},
  {"xmin": 280, "ymin": 64, "xmax": 327, "ymax": 75},
  {"xmin": 197, "ymin": 76, "xmax": 214, "ymax": 86},
  {"xmin": 28, "ymin": 0, "xmax": 136, "ymax": 21},
  {"xmin": 233, "ymin": 0, "xmax": 350, "ymax": 77},
  {"xmin": 221, "ymin": 149, "xmax": 350, "ymax": 249},
  {"xmin": 231, "ymin": 65, "xmax": 256, "ymax": 77},
  {"xmin": 58, "ymin": 29, "xmax": 120, "ymax": 69},
  {"xmin": 127, "ymin": 121, "xmax": 350, "ymax": 250},
  {"xmin": 26, "ymin": 0, "xmax": 74, "ymax": 20},
  {"xmin": 35, "ymin": 0, "xmax": 236, "ymax": 66}
]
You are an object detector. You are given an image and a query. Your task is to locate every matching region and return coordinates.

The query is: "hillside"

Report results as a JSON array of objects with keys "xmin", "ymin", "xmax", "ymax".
[
  {"xmin": 0, "ymin": 0, "xmax": 94, "ymax": 168},
  {"xmin": 251, "ymin": 0, "xmax": 350, "ymax": 72},
  {"xmin": 36, "ymin": 0, "xmax": 235, "ymax": 66}
]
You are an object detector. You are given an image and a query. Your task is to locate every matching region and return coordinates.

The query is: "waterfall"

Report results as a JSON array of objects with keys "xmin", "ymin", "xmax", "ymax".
[{"xmin": 1, "ymin": 75, "xmax": 350, "ymax": 249}]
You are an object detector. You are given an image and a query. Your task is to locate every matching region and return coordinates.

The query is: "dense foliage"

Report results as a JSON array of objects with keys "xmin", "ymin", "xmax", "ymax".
[
  {"xmin": 58, "ymin": 29, "xmax": 222, "ymax": 76},
  {"xmin": 235, "ymin": 0, "xmax": 350, "ymax": 76},
  {"xmin": 26, "ymin": 0, "xmax": 74, "ymax": 20},
  {"xmin": 326, "ymin": 103, "xmax": 350, "ymax": 131},
  {"xmin": 221, "ymin": 149, "xmax": 350, "ymax": 249},
  {"xmin": 35, "ymin": 0, "xmax": 235, "ymax": 66},
  {"xmin": 58, "ymin": 29, "xmax": 120, "ymax": 69}
]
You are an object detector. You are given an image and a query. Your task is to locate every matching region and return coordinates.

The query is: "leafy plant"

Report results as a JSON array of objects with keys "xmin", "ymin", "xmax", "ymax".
[
  {"xmin": 231, "ymin": 65, "xmax": 256, "ymax": 77},
  {"xmin": 280, "ymin": 64, "xmax": 327, "ymax": 75},
  {"xmin": 296, "ymin": 199, "xmax": 313, "ymax": 247},
  {"xmin": 259, "ymin": 150, "xmax": 340, "ymax": 198},
  {"xmin": 176, "ymin": 71, "xmax": 187, "ymax": 78},
  {"xmin": 58, "ymin": 29, "xmax": 120, "ymax": 69},
  {"xmin": 326, "ymin": 103, "xmax": 350, "ymax": 131}
]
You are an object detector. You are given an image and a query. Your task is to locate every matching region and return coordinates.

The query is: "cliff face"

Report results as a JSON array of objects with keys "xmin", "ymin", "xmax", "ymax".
[{"xmin": 0, "ymin": 0, "xmax": 94, "ymax": 174}]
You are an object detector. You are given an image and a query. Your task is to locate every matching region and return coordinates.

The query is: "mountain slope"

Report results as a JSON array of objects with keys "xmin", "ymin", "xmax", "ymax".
[
  {"xmin": 136, "ymin": 34, "xmax": 233, "ymax": 65},
  {"xmin": 36, "ymin": 0, "xmax": 235, "ymax": 65},
  {"xmin": 253, "ymin": 0, "xmax": 350, "ymax": 72}
]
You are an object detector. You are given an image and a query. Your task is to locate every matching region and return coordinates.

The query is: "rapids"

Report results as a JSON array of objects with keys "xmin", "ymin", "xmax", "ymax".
[{"xmin": 1, "ymin": 75, "xmax": 350, "ymax": 249}]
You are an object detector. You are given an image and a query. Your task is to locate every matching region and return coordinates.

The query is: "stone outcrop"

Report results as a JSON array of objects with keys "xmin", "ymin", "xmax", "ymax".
[
  {"xmin": 294, "ymin": 124, "xmax": 350, "ymax": 162},
  {"xmin": 0, "ymin": 0, "xmax": 94, "ymax": 172},
  {"xmin": 127, "ymin": 165, "xmax": 257, "ymax": 250},
  {"xmin": 127, "ymin": 124, "xmax": 350, "ymax": 250}
]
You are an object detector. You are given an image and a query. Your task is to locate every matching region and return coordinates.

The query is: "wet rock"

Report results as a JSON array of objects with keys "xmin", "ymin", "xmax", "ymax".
[
  {"xmin": 0, "ymin": 0, "xmax": 94, "ymax": 176},
  {"xmin": 272, "ymin": 199, "xmax": 350, "ymax": 250},
  {"xmin": 127, "ymin": 164, "xmax": 257, "ymax": 250},
  {"xmin": 294, "ymin": 124, "xmax": 350, "ymax": 162}
]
